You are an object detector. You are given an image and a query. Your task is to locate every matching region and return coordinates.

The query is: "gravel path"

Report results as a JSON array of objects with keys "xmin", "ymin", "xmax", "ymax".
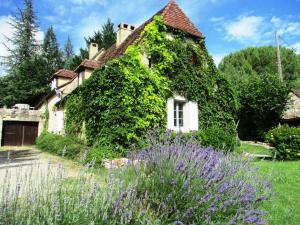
[{"xmin": 0, "ymin": 147, "xmax": 82, "ymax": 194}]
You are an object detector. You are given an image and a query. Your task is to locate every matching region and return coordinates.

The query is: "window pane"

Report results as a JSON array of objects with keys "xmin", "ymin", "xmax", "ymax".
[
  {"xmin": 179, "ymin": 103, "xmax": 184, "ymax": 111},
  {"xmin": 179, "ymin": 119, "xmax": 184, "ymax": 127},
  {"xmin": 173, "ymin": 101, "xmax": 185, "ymax": 128},
  {"xmin": 179, "ymin": 111, "xmax": 183, "ymax": 119}
]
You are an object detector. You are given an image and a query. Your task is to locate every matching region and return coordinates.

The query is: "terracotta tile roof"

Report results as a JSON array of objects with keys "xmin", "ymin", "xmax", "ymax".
[
  {"xmin": 76, "ymin": 0, "xmax": 204, "ymax": 72},
  {"xmin": 160, "ymin": 0, "xmax": 204, "ymax": 38},
  {"xmin": 292, "ymin": 89, "xmax": 300, "ymax": 98},
  {"xmin": 53, "ymin": 69, "xmax": 77, "ymax": 79},
  {"xmin": 79, "ymin": 59, "xmax": 102, "ymax": 69}
]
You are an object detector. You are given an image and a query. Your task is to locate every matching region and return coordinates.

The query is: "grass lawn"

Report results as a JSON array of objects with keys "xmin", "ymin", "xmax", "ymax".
[
  {"xmin": 256, "ymin": 160, "xmax": 300, "ymax": 225},
  {"xmin": 236, "ymin": 142, "xmax": 273, "ymax": 156},
  {"xmin": 237, "ymin": 142, "xmax": 299, "ymax": 224}
]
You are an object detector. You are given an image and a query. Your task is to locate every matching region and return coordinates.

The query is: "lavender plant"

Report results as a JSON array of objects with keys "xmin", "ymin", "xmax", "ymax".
[{"xmin": 113, "ymin": 131, "xmax": 272, "ymax": 224}]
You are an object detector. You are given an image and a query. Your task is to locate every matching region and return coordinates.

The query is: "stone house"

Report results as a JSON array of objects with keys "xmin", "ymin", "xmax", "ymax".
[
  {"xmin": 282, "ymin": 89, "xmax": 300, "ymax": 126},
  {"xmin": 37, "ymin": 0, "xmax": 204, "ymax": 134}
]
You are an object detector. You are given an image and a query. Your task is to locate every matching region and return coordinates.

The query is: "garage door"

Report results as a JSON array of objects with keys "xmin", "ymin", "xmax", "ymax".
[{"xmin": 2, "ymin": 121, "xmax": 39, "ymax": 146}]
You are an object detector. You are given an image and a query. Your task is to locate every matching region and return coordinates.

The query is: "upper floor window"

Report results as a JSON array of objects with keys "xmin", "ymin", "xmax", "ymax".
[
  {"xmin": 191, "ymin": 52, "xmax": 198, "ymax": 66},
  {"xmin": 174, "ymin": 101, "xmax": 184, "ymax": 128},
  {"xmin": 51, "ymin": 78, "xmax": 57, "ymax": 90},
  {"xmin": 78, "ymin": 72, "xmax": 84, "ymax": 86}
]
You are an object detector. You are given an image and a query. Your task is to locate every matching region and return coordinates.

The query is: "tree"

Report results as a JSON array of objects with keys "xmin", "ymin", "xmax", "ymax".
[
  {"xmin": 63, "ymin": 36, "xmax": 75, "ymax": 70},
  {"xmin": 62, "ymin": 19, "xmax": 117, "ymax": 71},
  {"xmin": 4, "ymin": 0, "xmax": 38, "ymax": 68},
  {"xmin": 85, "ymin": 30, "xmax": 102, "ymax": 50},
  {"xmin": 219, "ymin": 46, "xmax": 298, "ymax": 140},
  {"xmin": 238, "ymin": 73, "xmax": 289, "ymax": 140},
  {"xmin": 101, "ymin": 19, "xmax": 116, "ymax": 49},
  {"xmin": 0, "ymin": 0, "xmax": 50, "ymax": 107},
  {"xmin": 219, "ymin": 46, "xmax": 300, "ymax": 89},
  {"xmin": 42, "ymin": 26, "xmax": 63, "ymax": 80}
]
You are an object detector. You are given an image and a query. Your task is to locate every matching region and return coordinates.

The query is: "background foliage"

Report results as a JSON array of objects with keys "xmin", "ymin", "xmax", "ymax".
[
  {"xmin": 65, "ymin": 16, "xmax": 238, "ymax": 155},
  {"xmin": 219, "ymin": 46, "xmax": 300, "ymax": 88},
  {"xmin": 219, "ymin": 46, "xmax": 294, "ymax": 140}
]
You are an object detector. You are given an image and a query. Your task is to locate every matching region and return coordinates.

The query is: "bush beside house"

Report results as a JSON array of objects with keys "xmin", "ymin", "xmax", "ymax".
[
  {"xmin": 265, "ymin": 125, "xmax": 300, "ymax": 160},
  {"xmin": 36, "ymin": 132, "xmax": 88, "ymax": 159}
]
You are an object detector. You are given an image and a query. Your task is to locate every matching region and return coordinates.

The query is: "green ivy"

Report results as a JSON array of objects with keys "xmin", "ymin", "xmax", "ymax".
[{"xmin": 64, "ymin": 16, "xmax": 238, "ymax": 151}]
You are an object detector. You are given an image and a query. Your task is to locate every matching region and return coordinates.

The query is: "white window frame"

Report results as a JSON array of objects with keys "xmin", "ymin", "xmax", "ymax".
[
  {"xmin": 167, "ymin": 95, "xmax": 199, "ymax": 132},
  {"xmin": 78, "ymin": 72, "xmax": 84, "ymax": 86},
  {"xmin": 51, "ymin": 78, "xmax": 57, "ymax": 90}
]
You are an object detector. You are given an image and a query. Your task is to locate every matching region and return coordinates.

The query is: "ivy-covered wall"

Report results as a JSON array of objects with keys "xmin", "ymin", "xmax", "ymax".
[{"xmin": 64, "ymin": 16, "xmax": 238, "ymax": 151}]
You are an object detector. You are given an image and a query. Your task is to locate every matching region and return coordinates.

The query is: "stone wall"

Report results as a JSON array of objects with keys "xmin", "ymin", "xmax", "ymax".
[{"xmin": 0, "ymin": 107, "xmax": 43, "ymax": 146}]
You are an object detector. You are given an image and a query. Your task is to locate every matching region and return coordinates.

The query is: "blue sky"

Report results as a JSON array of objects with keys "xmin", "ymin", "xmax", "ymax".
[{"xmin": 0, "ymin": 0, "xmax": 300, "ymax": 75}]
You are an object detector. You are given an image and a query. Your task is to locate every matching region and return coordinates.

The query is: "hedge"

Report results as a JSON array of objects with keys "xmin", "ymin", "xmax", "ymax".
[{"xmin": 36, "ymin": 132, "xmax": 88, "ymax": 160}]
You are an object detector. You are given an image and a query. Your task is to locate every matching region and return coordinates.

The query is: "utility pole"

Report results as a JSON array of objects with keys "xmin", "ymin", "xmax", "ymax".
[{"xmin": 275, "ymin": 31, "xmax": 283, "ymax": 82}]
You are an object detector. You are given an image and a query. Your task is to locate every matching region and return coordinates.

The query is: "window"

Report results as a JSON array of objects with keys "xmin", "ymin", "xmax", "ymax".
[
  {"xmin": 174, "ymin": 101, "xmax": 184, "ymax": 128},
  {"xmin": 51, "ymin": 78, "xmax": 57, "ymax": 90},
  {"xmin": 78, "ymin": 72, "xmax": 84, "ymax": 86},
  {"xmin": 191, "ymin": 52, "xmax": 197, "ymax": 66}
]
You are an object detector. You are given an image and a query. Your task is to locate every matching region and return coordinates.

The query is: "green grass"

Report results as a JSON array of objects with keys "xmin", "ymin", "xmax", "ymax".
[
  {"xmin": 236, "ymin": 142, "xmax": 272, "ymax": 156},
  {"xmin": 255, "ymin": 160, "xmax": 300, "ymax": 225}
]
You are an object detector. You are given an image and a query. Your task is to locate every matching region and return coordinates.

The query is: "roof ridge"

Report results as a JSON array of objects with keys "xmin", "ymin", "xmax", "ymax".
[
  {"xmin": 160, "ymin": 0, "xmax": 204, "ymax": 38},
  {"xmin": 161, "ymin": 0, "xmax": 174, "ymax": 17}
]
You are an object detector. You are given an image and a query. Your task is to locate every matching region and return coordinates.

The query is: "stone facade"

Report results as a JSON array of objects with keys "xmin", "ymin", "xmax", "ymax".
[
  {"xmin": 282, "ymin": 91, "xmax": 300, "ymax": 125},
  {"xmin": 0, "ymin": 106, "xmax": 43, "ymax": 146}
]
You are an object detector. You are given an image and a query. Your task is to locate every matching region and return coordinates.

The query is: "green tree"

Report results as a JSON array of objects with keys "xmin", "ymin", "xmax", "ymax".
[
  {"xmin": 0, "ymin": 0, "xmax": 50, "ymax": 107},
  {"xmin": 238, "ymin": 73, "xmax": 289, "ymax": 140},
  {"xmin": 4, "ymin": 0, "xmax": 38, "ymax": 68},
  {"xmin": 219, "ymin": 46, "xmax": 300, "ymax": 89},
  {"xmin": 63, "ymin": 36, "xmax": 75, "ymax": 70},
  {"xmin": 85, "ymin": 30, "xmax": 102, "ymax": 50},
  {"xmin": 42, "ymin": 26, "xmax": 63, "ymax": 80},
  {"xmin": 219, "ymin": 46, "xmax": 297, "ymax": 140},
  {"xmin": 101, "ymin": 18, "xmax": 116, "ymax": 49}
]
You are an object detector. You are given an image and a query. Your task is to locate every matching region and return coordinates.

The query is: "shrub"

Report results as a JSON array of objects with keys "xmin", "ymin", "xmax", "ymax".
[
  {"xmin": 168, "ymin": 125, "xmax": 237, "ymax": 152},
  {"xmin": 198, "ymin": 125, "xmax": 237, "ymax": 151},
  {"xmin": 114, "ymin": 131, "xmax": 271, "ymax": 224},
  {"xmin": 265, "ymin": 125, "xmax": 300, "ymax": 160},
  {"xmin": 36, "ymin": 132, "xmax": 87, "ymax": 159}
]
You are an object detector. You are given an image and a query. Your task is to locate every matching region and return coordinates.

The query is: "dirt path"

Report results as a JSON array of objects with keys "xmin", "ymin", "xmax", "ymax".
[{"xmin": 0, "ymin": 147, "xmax": 83, "ymax": 193}]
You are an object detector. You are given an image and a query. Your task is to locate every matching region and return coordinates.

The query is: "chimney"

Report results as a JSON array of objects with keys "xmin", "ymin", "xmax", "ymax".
[
  {"xmin": 117, "ymin": 23, "xmax": 135, "ymax": 46},
  {"xmin": 89, "ymin": 42, "xmax": 98, "ymax": 59}
]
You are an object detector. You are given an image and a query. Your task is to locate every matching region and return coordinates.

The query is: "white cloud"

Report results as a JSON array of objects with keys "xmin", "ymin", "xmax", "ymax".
[
  {"xmin": 35, "ymin": 30, "xmax": 45, "ymax": 44},
  {"xmin": 212, "ymin": 14, "xmax": 300, "ymax": 47},
  {"xmin": 292, "ymin": 42, "xmax": 300, "ymax": 54},
  {"xmin": 225, "ymin": 16, "xmax": 264, "ymax": 43},
  {"xmin": 271, "ymin": 16, "xmax": 300, "ymax": 36},
  {"xmin": 213, "ymin": 54, "xmax": 225, "ymax": 66}
]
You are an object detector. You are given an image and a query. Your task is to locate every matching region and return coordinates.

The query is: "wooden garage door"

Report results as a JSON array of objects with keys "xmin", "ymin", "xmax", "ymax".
[{"xmin": 2, "ymin": 121, "xmax": 38, "ymax": 146}]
